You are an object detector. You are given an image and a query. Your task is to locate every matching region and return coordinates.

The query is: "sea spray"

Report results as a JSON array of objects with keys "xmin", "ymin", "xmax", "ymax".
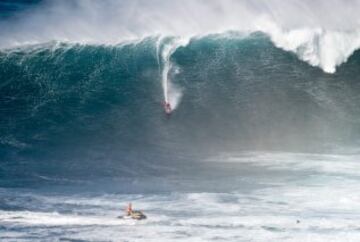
[
  {"xmin": 265, "ymin": 25, "xmax": 360, "ymax": 73},
  {"xmin": 1, "ymin": 0, "xmax": 360, "ymax": 73},
  {"xmin": 157, "ymin": 37, "xmax": 189, "ymax": 111}
]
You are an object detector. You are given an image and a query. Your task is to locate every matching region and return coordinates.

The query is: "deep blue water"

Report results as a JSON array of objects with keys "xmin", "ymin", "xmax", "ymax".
[{"xmin": 0, "ymin": 0, "xmax": 41, "ymax": 19}]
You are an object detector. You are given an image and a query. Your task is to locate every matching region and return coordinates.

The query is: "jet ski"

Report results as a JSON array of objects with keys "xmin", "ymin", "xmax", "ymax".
[
  {"xmin": 129, "ymin": 210, "xmax": 147, "ymax": 220},
  {"xmin": 118, "ymin": 211, "xmax": 147, "ymax": 220},
  {"xmin": 119, "ymin": 203, "xmax": 147, "ymax": 220}
]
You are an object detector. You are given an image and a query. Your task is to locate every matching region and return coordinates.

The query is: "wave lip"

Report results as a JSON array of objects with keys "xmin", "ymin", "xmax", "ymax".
[
  {"xmin": 1, "ymin": 0, "xmax": 360, "ymax": 73},
  {"xmin": 269, "ymin": 27, "xmax": 360, "ymax": 73}
]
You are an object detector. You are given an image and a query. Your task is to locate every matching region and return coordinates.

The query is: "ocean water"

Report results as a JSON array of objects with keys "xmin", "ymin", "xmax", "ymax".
[
  {"xmin": 1, "ymin": 152, "xmax": 360, "ymax": 241},
  {"xmin": 1, "ymin": 1, "xmax": 360, "ymax": 241}
]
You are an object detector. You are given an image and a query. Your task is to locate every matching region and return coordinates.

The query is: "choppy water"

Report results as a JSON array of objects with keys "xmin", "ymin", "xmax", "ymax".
[{"xmin": 1, "ymin": 153, "xmax": 360, "ymax": 241}]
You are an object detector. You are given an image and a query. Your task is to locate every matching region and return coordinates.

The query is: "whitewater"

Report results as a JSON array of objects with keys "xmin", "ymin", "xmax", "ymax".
[{"xmin": 1, "ymin": 0, "xmax": 360, "ymax": 241}]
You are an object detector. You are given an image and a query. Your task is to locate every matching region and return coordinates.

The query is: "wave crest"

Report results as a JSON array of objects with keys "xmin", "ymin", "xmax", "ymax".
[{"xmin": 1, "ymin": 0, "xmax": 360, "ymax": 73}]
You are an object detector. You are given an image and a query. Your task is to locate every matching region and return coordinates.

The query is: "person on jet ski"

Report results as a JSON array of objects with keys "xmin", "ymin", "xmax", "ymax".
[
  {"xmin": 123, "ymin": 203, "xmax": 147, "ymax": 220},
  {"xmin": 126, "ymin": 203, "xmax": 133, "ymax": 216}
]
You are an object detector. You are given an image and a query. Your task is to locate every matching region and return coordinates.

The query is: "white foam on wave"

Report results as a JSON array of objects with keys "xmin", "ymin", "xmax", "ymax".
[
  {"xmin": 156, "ymin": 37, "xmax": 189, "ymax": 110},
  {"xmin": 1, "ymin": 0, "xmax": 360, "ymax": 73},
  {"xmin": 0, "ymin": 211, "xmax": 136, "ymax": 226},
  {"xmin": 267, "ymin": 26, "xmax": 360, "ymax": 73},
  {"xmin": 206, "ymin": 152, "xmax": 360, "ymax": 176},
  {"xmin": 2, "ymin": 188, "xmax": 360, "ymax": 241}
]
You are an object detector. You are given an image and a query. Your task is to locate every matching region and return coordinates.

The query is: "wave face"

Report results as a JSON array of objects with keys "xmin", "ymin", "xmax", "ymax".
[{"xmin": 1, "ymin": 34, "xmax": 360, "ymax": 185}]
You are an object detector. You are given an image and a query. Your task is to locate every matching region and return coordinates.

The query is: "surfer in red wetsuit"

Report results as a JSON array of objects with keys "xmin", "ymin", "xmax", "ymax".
[{"xmin": 163, "ymin": 101, "xmax": 172, "ymax": 114}]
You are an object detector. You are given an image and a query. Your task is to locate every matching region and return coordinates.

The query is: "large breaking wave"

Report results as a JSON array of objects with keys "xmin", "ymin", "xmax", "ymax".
[
  {"xmin": 1, "ymin": 0, "xmax": 360, "ymax": 185},
  {"xmin": 1, "ymin": 34, "xmax": 360, "ymax": 184},
  {"xmin": 1, "ymin": 0, "xmax": 360, "ymax": 73}
]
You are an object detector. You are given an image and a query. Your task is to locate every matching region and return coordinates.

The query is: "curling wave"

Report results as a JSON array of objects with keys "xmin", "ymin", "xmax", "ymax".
[{"xmin": 1, "ymin": 33, "xmax": 360, "ymax": 185}]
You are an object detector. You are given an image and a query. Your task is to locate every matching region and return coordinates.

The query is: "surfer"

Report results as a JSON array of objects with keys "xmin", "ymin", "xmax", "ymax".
[{"xmin": 163, "ymin": 101, "xmax": 172, "ymax": 114}]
